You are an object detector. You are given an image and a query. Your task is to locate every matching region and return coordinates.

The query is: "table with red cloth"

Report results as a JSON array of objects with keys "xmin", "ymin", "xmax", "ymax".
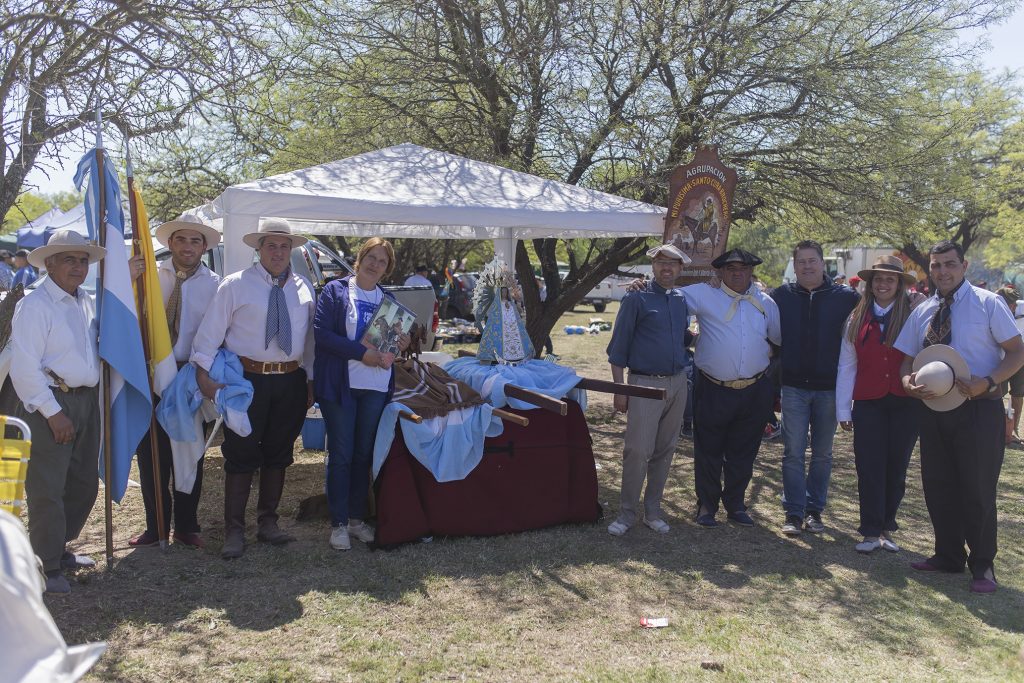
[{"xmin": 374, "ymin": 400, "xmax": 600, "ymax": 545}]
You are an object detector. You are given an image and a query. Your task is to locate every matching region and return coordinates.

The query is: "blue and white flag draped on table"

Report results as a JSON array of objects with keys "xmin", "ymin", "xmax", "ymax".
[{"xmin": 75, "ymin": 149, "xmax": 152, "ymax": 503}]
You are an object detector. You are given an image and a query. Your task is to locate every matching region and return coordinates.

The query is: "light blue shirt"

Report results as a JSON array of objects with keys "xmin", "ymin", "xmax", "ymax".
[
  {"xmin": 894, "ymin": 283, "xmax": 1019, "ymax": 376},
  {"xmin": 680, "ymin": 283, "xmax": 781, "ymax": 381}
]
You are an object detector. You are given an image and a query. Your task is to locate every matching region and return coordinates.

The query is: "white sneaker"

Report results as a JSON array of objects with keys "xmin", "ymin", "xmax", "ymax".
[
  {"xmin": 855, "ymin": 537, "xmax": 881, "ymax": 554},
  {"xmin": 330, "ymin": 526, "xmax": 351, "ymax": 550},
  {"xmin": 880, "ymin": 537, "xmax": 900, "ymax": 553},
  {"xmin": 607, "ymin": 520, "xmax": 630, "ymax": 536},
  {"xmin": 347, "ymin": 520, "xmax": 375, "ymax": 544},
  {"xmin": 643, "ymin": 518, "xmax": 670, "ymax": 534}
]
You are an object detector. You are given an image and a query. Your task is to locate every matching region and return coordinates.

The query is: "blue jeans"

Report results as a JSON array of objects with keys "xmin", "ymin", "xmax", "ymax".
[
  {"xmin": 322, "ymin": 389, "xmax": 389, "ymax": 527},
  {"xmin": 781, "ymin": 386, "xmax": 837, "ymax": 517}
]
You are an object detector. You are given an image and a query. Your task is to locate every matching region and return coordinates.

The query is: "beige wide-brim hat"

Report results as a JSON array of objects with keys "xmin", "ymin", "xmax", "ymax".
[
  {"xmin": 155, "ymin": 213, "xmax": 221, "ymax": 248},
  {"xmin": 857, "ymin": 254, "xmax": 916, "ymax": 285},
  {"xmin": 242, "ymin": 218, "xmax": 308, "ymax": 249},
  {"xmin": 28, "ymin": 229, "xmax": 106, "ymax": 269},
  {"xmin": 912, "ymin": 344, "xmax": 970, "ymax": 412},
  {"xmin": 646, "ymin": 242, "xmax": 692, "ymax": 264}
]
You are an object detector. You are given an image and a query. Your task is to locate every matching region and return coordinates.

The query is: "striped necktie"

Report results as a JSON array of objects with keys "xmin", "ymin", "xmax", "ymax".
[
  {"xmin": 923, "ymin": 283, "xmax": 961, "ymax": 348},
  {"xmin": 265, "ymin": 271, "xmax": 292, "ymax": 354}
]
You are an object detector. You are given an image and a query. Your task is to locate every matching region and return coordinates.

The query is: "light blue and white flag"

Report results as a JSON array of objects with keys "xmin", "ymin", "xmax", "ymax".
[{"xmin": 75, "ymin": 149, "xmax": 152, "ymax": 503}]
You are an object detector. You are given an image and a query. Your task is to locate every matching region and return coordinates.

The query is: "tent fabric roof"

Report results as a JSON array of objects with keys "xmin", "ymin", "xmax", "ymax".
[{"xmin": 204, "ymin": 143, "xmax": 666, "ymax": 240}]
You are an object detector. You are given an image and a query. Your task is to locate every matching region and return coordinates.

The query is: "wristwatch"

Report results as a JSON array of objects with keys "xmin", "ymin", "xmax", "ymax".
[{"xmin": 984, "ymin": 376, "xmax": 998, "ymax": 393}]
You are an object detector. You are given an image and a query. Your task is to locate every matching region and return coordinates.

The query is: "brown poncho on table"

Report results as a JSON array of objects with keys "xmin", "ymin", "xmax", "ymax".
[{"xmin": 391, "ymin": 358, "xmax": 486, "ymax": 419}]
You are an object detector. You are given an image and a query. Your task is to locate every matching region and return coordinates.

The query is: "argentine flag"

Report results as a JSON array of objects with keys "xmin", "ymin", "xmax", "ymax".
[{"xmin": 75, "ymin": 149, "xmax": 152, "ymax": 504}]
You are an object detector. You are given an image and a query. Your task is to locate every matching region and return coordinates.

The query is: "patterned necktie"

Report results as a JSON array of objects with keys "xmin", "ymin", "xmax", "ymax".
[
  {"xmin": 721, "ymin": 283, "xmax": 765, "ymax": 321},
  {"xmin": 265, "ymin": 271, "xmax": 292, "ymax": 354},
  {"xmin": 165, "ymin": 261, "xmax": 200, "ymax": 346},
  {"xmin": 923, "ymin": 283, "xmax": 961, "ymax": 347}
]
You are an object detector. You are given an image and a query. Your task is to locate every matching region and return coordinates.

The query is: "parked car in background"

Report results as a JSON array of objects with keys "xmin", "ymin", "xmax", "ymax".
[{"xmin": 445, "ymin": 271, "xmax": 478, "ymax": 320}]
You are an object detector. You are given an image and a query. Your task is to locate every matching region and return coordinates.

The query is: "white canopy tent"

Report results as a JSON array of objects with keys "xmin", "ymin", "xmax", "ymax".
[{"xmin": 194, "ymin": 144, "xmax": 667, "ymax": 275}]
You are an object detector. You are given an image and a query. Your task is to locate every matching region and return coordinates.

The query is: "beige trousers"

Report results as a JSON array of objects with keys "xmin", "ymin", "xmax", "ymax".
[{"xmin": 617, "ymin": 371, "xmax": 688, "ymax": 526}]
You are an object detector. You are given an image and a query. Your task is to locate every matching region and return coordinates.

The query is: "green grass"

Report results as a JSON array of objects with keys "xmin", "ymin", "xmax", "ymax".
[{"xmin": 37, "ymin": 301, "xmax": 1024, "ymax": 681}]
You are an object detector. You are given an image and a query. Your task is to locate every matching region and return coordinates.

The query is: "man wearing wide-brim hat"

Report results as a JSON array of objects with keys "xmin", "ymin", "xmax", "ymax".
[
  {"xmin": 681, "ymin": 248, "xmax": 781, "ymax": 528},
  {"xmin": 128, "ymin": 214, "xmax": 222, "ymax": 550},
  {"xmin": 605, "ymin": 242, "xmax": 692, "ymax": 537},
  {"xmin": 895, "ymin": 240, "xmax": 1024, "ymax": 593},
  {"xmin": 8, "ymin": 229, "xmax": 107, "ymax": 593},
  {"xmin": 190, "ymin": 218, "xmax": 315, "ymax": 559}
]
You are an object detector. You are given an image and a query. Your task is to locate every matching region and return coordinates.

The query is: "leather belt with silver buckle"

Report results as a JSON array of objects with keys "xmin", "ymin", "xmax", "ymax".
[
  {"xmin": 239, "ymin": 357, "xmax": 301, "ymax": 375},
  {"xmin": 700, "ymin": 369, "xmax": 766, "ymax": 390}
]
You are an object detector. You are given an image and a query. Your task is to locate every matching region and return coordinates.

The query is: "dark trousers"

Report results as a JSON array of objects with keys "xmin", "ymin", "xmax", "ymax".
[
  {"xmin": 16, "ymin": 387, "xmax": 100, "ymax": 573},
  {"xmin": 221, "ymin": 370, "xmax": 308, "ymax": 474},
  {"xmin": 693, "ymin": 373, "xmax": 774, "ymax": 514},
  {"xmin": 851, "ymin": 394, "xmax": 920, "ymax": 537},
  {"xmin": 918, "ymin": 398, "xmax": 1004, "ymax": 577},
  {"xmin": 136, "ymin": 405, "xmax": 204, "ymax": 535},
  {"xmin": 322, "ymin": 389, "xmax": 389, "ymax": 526}
]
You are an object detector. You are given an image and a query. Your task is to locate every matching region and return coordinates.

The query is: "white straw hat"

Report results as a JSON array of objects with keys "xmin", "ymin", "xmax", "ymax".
[
  {"xmin": 911, "ymin": 344, "xmax": 970, "ymax": 412},
  {"xmin": 28, "ymin": 229, "xmax": 106, "ymax": 269},
  {"xmin": 155, "ymin": 214, "xmax": 221, "ymax": 248},
  {"xmin": 242, "ymin": 218, "xmax": 307, "ymax": 249}
]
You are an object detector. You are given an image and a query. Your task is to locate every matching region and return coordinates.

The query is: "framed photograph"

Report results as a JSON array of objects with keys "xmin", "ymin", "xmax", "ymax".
[{"xmin": 361, "ymin": 297, "xmax": 417, "ymax": 355}]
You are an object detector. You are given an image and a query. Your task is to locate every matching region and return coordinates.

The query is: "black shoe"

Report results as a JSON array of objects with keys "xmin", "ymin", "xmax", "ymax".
[
  {"xmin": 680, "ymin": 422, "xmax": 694, "ymax": 439},
  {"xmin": 60, "ymin": 551, "xmax": 96, "ymax": 571},
  {"xmin": 727, "ymin": 511, "xmax": 755, "ymax": 527},
  {"xmin": 804, "ymin": 511, "xmax": 825, "ymax": 534},
  {"xmin": 781, "ymin": 515, "xmax": 803, "ymax": 536},
  {"xmin": 695, "ymin": 512, "xmax": 718, "ymax": 528}
]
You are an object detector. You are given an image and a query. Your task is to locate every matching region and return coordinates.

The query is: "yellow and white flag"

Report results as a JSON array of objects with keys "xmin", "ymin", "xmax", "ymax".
[{"xmin": 131, "ymin": 185, "xmax": 176, "ymax": 396}]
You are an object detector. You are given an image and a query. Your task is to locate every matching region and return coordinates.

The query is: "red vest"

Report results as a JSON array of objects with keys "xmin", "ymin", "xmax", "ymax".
[{"xmin": 852, "ymin": 318, "xmax": 907, "ymax": 400}]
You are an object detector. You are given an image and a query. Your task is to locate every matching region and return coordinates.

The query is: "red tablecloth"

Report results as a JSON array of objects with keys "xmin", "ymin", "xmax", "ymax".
[{"xmin": 374, "ymin": 400, "xmax": 600, "ymax": 545}]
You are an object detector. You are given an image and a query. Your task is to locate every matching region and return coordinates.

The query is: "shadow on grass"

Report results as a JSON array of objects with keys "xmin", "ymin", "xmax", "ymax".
[{"xmin": 53, "ymin": 425, "xmax": 1024, "ymax": 671}]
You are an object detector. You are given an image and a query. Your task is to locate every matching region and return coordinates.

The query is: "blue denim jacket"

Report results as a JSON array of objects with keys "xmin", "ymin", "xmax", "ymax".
[{"xmin": 313, "ymin": 277, "xmax": 395, "ymax": 405}]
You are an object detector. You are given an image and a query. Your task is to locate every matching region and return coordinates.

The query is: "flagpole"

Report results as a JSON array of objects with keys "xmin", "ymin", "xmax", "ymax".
[
  {"xmin": 95, "ymin": 104, "xmax": 115, "ymax": 567},
  {"xmin": 126, "ymin": 145, "xmax": 169, "ymax": 551}
]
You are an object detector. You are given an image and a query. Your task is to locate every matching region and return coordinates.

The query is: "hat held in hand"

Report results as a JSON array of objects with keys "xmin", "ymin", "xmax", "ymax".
[{"xmin": 911, "ymin": 344, "xmax": 970, "ymax": 412}]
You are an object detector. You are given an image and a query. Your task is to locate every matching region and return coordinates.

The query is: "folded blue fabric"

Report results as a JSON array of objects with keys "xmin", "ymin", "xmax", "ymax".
[
  {"xmin": 372, "ymin": 402, "xmax": 503, "ymax": 482},
  {"xmin": 156, "ymin": 350, "xmax": 254, "ymax": 441},
  {"xmin": 442, "ymin": 357, "xmax": 586, "ymax": 411}
]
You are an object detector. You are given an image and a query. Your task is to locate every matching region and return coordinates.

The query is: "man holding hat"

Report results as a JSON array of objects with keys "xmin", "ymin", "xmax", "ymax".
[
  {"xmin": 683, "ymin": 248, "xmax": 781, "ymax": 527},
  {"xmin": 8, "ymin": 229, "xmax": 106, "ymax": 593},
  {"xmin": 128, "ymin": 215, "xmax": 221, "ymax": 549},
  {"xmin": 605, "ymin": 241, "xmax": 692, "ymax": 536},
  {"xmin": 895, "ymin": 240, "xmax": 1024, "ymax": 593},
  {"xmin": 771, "ymin": 240, "xmax": 859, "ymax": 536},
  {"xmin": 191, "ymin": 219, "xmax": 315, "ymax": 559}
]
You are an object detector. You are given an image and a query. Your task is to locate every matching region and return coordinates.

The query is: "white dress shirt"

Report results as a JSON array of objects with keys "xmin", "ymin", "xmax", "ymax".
[
  {"xmin": 158, "ymin": 259, "xmax": 221, "ymax": 363},
  {"xmin": 190, "ymin": 263, "xmax": 316, "ymax": 377},
  {"xmin": 835, "ymin": 301, "xmax": 893, "ymax": 422},
  {"xmin": 894, "ymin": 283, "xmax": 1019, "ymax": 377},
  {"xmin": 10, "ymin": 277, "xmax": 99, "ymax": 418},
  {"xmin": 404, "ymin": 274, "xmax": 432, "ymax": 287},
  {"xmin": 681, "ymin": 282, "xmax": 781, "ymax": 381}
]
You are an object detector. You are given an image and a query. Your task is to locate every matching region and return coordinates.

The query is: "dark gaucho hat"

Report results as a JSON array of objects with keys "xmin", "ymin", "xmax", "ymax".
[{"xmin": 711, "ymin": 248, "xmax": 763, "ymax": 269}]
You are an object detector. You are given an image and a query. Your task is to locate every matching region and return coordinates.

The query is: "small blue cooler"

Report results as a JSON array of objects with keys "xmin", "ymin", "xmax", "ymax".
[{"xmin": 301, "ymin": 404, "xmax": 326, "ymax": 451}]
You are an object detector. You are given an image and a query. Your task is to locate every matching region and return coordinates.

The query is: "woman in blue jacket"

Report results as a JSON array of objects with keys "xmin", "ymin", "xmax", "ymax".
[{"xmin": 314, "ymin": 237, "xmax": 409, "ymax": 550}]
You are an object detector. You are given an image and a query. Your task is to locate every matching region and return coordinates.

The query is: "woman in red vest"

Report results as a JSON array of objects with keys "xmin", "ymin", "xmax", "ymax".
[{"xmin": 836, "ymin": 255, "xmax": 920, "ymax": 553}]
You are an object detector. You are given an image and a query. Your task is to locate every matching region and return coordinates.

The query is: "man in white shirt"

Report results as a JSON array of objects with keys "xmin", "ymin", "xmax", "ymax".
[
  {"xmin": 8, "ymin": 230, "xmax": 107, "ymax": 593},
  {"xmin": 896, "ymin": 240, "xmax": 1024, "ymax": 593},
  {"xmin": 129, "ymin": 215, "xmax": 221, "ymax": 550},
  {"xmin": 682, "ymin": 249, "xmax": 781, "ymax": 528},
  {"xmin": 192, "ymin": 219, "xmax": 316, "ymax": 559},
  {"xmin": 404, "ymin": 264, "xmax": 433, "ymax": 288}
]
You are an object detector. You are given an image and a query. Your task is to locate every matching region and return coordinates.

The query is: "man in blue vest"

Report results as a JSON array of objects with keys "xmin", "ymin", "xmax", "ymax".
[{"xmin": 771, "ymin": 240, "xmax": 859, "ymax": 536}]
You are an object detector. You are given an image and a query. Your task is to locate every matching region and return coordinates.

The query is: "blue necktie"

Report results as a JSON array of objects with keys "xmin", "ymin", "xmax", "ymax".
[{"xmin": 265, "ymin": 271, "xmax": 292, "ymax": 354}]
